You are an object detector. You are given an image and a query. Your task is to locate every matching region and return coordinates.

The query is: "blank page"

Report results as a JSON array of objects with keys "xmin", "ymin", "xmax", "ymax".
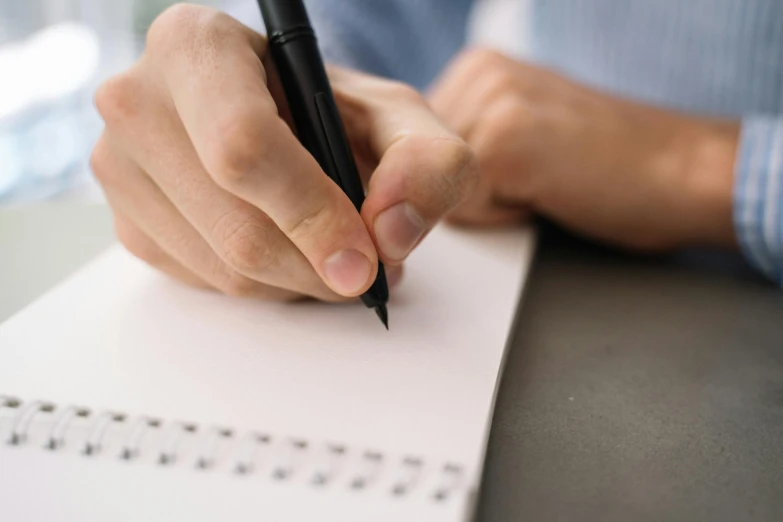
[{"xmin": 0, "ymin": 226, "xmax": 535, "ymax": 520}]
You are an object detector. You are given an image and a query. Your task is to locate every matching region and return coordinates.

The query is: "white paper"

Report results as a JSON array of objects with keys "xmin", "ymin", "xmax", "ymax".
[{"xmin": 0, "ymin": 225, "xmax": 535, "ymax": 521}]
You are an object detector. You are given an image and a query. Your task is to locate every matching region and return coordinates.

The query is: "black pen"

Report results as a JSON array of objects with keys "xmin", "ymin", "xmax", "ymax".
[{"xmin": 257, "ymin": 0, "xmax": 390, "ymax": 329}]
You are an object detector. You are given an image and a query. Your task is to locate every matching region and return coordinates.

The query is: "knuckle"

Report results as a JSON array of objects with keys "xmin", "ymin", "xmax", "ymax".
[
  {"xmin": 485, "ymin": 95, "xmax": 528, "ymax": 139},
  {"xmin": 148, "ymin": 5, "xmax": 240, "ymax": 67},
  {"xmin": 473, "ymin": 98, "xmax": 529, "ymax": 167},
  {"xmin": 147, "ymin": 3, "xmax": 205, "ymax": 52},
  {"xmin": 433, "ymin": 138, "xmax": 479, "ymax": 206},
  {"xmin": 205, "ymin": 109, "xmax": 276, "ymax": 187},
  {"xmin": 402, "ymin": 134, "xmax": 478, "ymax": 215},
  {"xmin": 89, "ymin": 137, "xmax": 113, "ymax": 184},
  {"xmin": 218, "ymin": 212, "xmax": 278, "ymax": 275},
  {"xmin": 461, "ymin": 48, "xmax": 506, "ymax": 72},
  {"xmin": 486, "ymin": 68, "xmax": 516, "ymax": 98},
  {"xmin": 94, "ymin": 72, "xmax": 141, "ymax": 126}
]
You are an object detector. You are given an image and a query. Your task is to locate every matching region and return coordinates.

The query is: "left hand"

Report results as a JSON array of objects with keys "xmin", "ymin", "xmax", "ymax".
[{"xmin": 429, "ymin": 49, "xmax": 740, "ymax": 251}]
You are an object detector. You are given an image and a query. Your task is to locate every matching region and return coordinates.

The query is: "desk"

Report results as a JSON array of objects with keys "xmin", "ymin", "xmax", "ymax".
[
  {"xmin": 2, "ymin": 205, "xmax": 783, "ymax": 521},
  {"xmin": 478, "ymin": 227, "xmax": 783, "ymax": 522}
]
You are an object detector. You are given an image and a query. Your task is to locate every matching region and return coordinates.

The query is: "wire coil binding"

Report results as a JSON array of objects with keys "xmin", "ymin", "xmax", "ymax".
[{"xmin": 0, "ymin": 396, "xmax": 466, "ymax": 501}]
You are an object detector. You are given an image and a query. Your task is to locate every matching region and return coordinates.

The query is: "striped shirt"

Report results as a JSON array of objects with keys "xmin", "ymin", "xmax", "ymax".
[{"xmin": 235, "ymin": 0, "xmax": 783, "ymax": 284}]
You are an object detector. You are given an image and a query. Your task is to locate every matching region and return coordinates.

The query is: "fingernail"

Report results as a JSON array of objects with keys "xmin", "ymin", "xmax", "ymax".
[
  {"xmin": 323, "ymin": 249, "xmax": 373, "ymax": 296},
  {"xmin": 374, "ymin": 202, "xmax": 428, "ymax": 262}
]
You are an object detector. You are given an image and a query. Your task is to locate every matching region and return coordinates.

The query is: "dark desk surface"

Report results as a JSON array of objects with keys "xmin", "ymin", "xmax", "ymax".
[
  {"xmin": 478, "ymin": 228, "xmax": 783, "ymax": 522},
  {"xmin": 2, "ymin": 206, "xmax": 783, "ymax": 521}
]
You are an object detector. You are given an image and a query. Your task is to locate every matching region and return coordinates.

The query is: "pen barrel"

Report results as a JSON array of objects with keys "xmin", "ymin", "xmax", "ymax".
[
  {"xmin": 257, "ymin": 0, "xmax": 311, "ymax": 37},
  {"xmin": 267, "ymin": 37, "xmax": 367, "ymax": 213},
  {"xmin": 259, "ymin": 0, "xmax": 389, "ymax": 309}
]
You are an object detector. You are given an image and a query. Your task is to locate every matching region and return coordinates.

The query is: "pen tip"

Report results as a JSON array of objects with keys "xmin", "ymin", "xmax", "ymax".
[{"xmin": 374, "ymin": 305, "xmax": 389, "ymax": 330}]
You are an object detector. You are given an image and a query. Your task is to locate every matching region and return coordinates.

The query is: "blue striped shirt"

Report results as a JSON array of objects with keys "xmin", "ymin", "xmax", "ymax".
[{"xmin": 234, "ymin": 0, "xmax": 783, "ymax": 284}]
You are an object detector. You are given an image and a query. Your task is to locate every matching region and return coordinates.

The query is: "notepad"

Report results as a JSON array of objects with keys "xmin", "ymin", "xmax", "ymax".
[{"xmin": 0, "ymin": 226, "xmax": 534, "ymax": 522}]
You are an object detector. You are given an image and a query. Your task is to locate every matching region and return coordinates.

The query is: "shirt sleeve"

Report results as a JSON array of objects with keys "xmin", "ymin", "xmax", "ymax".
[
  {"xmin": 306, "ymin": 0, "xmax": 475, "ymax": 89},
  {"xmin": 224, "ymin": 0, "xmax": 475, "ymax": 90},
  {"xmin": 734, "ymin": 116, "xmax": 783, "ymax": 285}
]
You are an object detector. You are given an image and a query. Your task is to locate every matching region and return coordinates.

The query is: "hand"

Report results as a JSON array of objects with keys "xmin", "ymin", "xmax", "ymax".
[
  {"xmin": 429, "ymin": 49, "xmax": 739, "ymax": 251},
  {"xmin": 92, "ymin": 5, "xmax": 477, "ymax": 301}
]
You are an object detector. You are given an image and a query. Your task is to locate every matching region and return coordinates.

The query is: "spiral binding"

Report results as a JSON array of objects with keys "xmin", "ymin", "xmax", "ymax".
[{"xmin": 0, "ymin": 396, "xmax": 466, "ymax": 502}]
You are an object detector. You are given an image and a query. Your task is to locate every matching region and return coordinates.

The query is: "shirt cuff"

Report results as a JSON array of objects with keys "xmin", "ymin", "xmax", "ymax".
[{"xmin": 734, "ymin": 116, "xmax": 783, "ymax": 284}]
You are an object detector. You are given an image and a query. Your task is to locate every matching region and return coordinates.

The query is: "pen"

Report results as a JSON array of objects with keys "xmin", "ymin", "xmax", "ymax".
[{"xmin": 256, "ymin": 0, "xmax": 390, "ymax": 329}]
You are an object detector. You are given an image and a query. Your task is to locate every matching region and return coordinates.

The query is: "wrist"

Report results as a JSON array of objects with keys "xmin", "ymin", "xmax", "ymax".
[{"xmin": 674, "ymin": 118, "xmax": 739, "ymax": 249}]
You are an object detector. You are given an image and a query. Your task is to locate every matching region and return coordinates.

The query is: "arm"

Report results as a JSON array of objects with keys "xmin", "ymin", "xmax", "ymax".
[
  {"xmin": 734, "ymin": 117, "xmax": 783, "ymax": 284},
  {"xmin": 427, "ymin": 52, "xmax": 741, "ymax": 256},
  {"xmin": 225, "ymin": 0, "xmax": 475, "ymax": 89},
  {"xmin": 430, "ymin": 50, "xmax": 783, "ymax": 286}
]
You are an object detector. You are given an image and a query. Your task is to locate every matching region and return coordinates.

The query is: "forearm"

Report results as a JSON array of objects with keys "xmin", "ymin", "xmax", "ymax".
[{"xmin": 669, "ymin": 116, "xmax": 739, "ymax": 251}]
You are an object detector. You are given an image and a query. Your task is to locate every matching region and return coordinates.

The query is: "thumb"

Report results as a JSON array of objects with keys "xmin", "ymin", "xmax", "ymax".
[{"xmin": 329, "ymin": 67, "xmax": 478, "ymax": 266}]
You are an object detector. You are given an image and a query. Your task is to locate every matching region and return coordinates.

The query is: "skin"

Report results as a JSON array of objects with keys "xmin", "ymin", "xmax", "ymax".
[
  {"xmin": 94, "ymin": 7, "xmax": 740, "ymax": 303},
  {"xmin": 92, "ymin": 5, "xmax": 477, "ymax": 302},
  {"xmin": 431, "ymin": 49, "xmax": 739, "ymax": 252}
]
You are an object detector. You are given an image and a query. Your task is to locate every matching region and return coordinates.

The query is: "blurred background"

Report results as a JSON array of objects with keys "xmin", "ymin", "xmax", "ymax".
[
  {"xmin": 0, "ymin": 0, "xmax": 519, "ymax": 206},
  {"xmin": 0, "ymin": 0, "xmax": 222, "ymax": 205}
]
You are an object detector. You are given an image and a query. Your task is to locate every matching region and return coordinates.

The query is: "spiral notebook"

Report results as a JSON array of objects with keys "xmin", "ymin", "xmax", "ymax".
[{"xmin": 0, "ymin": 226, "xmax": 534, "ymax": 522}]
